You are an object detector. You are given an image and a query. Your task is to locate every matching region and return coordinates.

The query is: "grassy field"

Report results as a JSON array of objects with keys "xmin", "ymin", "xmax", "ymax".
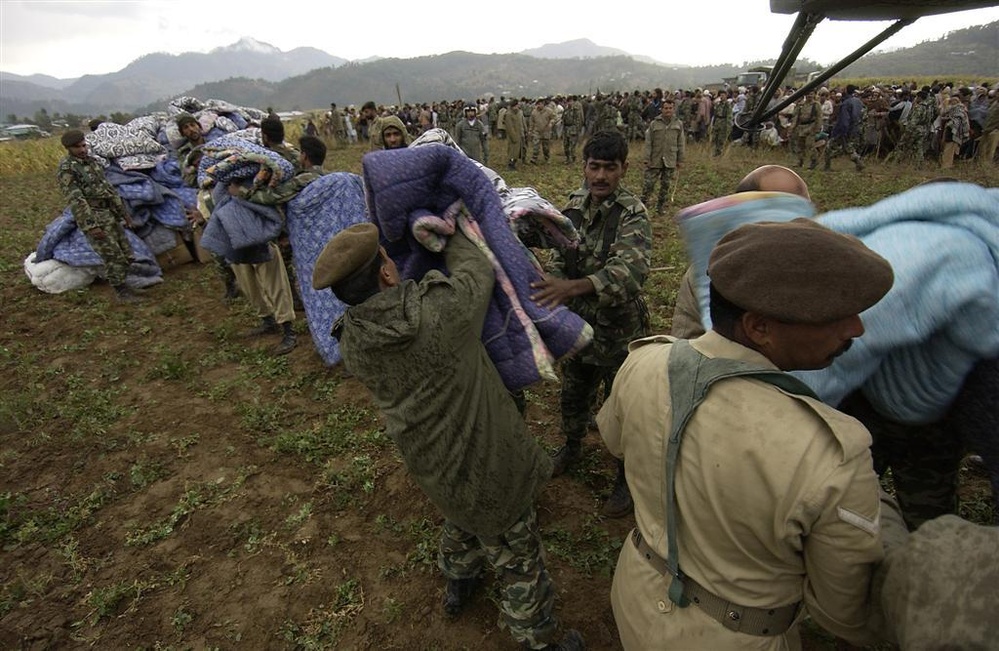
[{"xmin": 0, "ymin": 133, "xmax": 996, "ymax": 650}]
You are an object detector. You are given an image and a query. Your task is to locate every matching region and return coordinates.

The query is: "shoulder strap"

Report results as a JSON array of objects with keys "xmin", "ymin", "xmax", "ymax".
[{"xmin": 663, "ymin": 339, "xmax": 816, "ymax": 607}]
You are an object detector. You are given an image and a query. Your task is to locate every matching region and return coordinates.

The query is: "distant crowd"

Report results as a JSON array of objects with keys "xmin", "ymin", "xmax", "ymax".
[{"xmin": 315, "ymin": 79, "xmax": 999, "ymax": 170}]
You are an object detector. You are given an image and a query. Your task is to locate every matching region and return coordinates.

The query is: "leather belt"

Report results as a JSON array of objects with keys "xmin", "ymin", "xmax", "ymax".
[{"xmin": 631, "ymin": 528, "xmax": 800, "ymax": 636}]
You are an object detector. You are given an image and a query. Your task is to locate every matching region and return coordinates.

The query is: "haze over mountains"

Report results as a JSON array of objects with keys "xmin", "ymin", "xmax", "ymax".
[{"xmin": 2, "ymin": 24, "xmax": 996, "ymax": 119}]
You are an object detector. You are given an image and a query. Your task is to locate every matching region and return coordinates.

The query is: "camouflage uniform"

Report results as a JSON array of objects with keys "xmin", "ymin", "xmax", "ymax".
[
  {"xmin": 439, "ymin": 507, "xmax": 558, "ymax": 648},
  {"xmin": 711, "ymin": 98, "xmax": 733, "ymax": 156},
  {"xmin": 552, "ymin": 186, "xmax": 652, "ymax": 447},
  {"xmin": 560, "ymin": 101, "xmax": 583, "ymax": 163},
  {"xmin": 56, "ymin": 154, "xmax": 133, "ymax": 286},
  {"xmin": 791, "ymin": 98, "xmax": 822, "ymax": 168},
  {"xmin": 892, "ymin": 95, "xmax": 936, "ymax": 164}
]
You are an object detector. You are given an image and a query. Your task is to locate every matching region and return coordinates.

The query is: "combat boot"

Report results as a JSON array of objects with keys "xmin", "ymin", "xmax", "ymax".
[
  {"xmin": 601, "ymin": 461, "xmax": 633, "ymax": 518},
  {"xmin": 223, "ymin": 275, "xmax": 241, "ymax": 302},
  {"xmin": 853, "ymin": 155, "xmax": 865, "ymax": 171},
  {"xmin": 508, "ymin": 159, "xmax": 517, "ymax": 171},
  {"xmin": 273, "ymin": 322, "xmax": 297, "ymax": 356},
  {"xmin": 808, "ymin": 157, "xmax": 818, "ymax": 170},
  {"xmin": 528, "ymin": 629, "xmax": 585, "ymax": 650},
  {"xmin": 442, "ymin": 577, "xmax": 480, "ymax": 618},
  {"xmin": 797, "ymin": 156, "xmax": 805, "ymax": 167},
  {"xmin": 823, "ymin": 160, "xmax": 832, "ymax": 172},
  {"xmin": 245, "ymin": 315, "xmax": 279, "ymax": 337},
  {"xmin": 113, "ymin": 284, "xmax": 144, "ymax": 304},
  {"xmin": 551, "ymin": 441, "xmax": 581, "ymax": 477}
]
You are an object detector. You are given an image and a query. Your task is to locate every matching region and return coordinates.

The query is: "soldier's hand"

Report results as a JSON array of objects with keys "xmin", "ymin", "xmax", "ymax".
[
  {"xmin": 530, "ymin": 275, "xmax": 593, "ymax": 308},
  {"xmin": 89, "ymin": 228, "xmax": 107, "ymax": 241}
]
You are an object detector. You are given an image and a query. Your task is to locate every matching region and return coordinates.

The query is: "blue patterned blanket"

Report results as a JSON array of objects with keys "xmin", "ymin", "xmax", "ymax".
[
  {"xmin": 362, "ymin": 144, "xmax": 592, "ymax": 391},
  {"xmin": 285, "ymin": 173, "xmax": 370, "ymax": 366}
]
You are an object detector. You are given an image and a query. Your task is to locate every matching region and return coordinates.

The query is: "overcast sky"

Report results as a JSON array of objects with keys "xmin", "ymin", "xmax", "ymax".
[{"xmin": 2, "ymin": 0, "xmax": 997, "ymax": 79}]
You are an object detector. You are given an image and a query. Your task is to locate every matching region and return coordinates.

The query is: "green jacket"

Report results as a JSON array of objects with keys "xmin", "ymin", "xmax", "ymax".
[
  {"xmin": 337, "ymin": 230, "xmax": 552, "ymax": 536},
  {"xmin": 56, "ymin": 155, "xmax": 128, "ymax": 232},
  {"xmin": 644, "ymin": 115, "xmax": 685, "ymax": 169}
]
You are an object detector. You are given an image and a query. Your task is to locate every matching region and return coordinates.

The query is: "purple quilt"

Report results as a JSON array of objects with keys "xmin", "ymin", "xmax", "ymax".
[{"xmin": 362, "ymin": 144, "xmax": 592, "ymax": 391}]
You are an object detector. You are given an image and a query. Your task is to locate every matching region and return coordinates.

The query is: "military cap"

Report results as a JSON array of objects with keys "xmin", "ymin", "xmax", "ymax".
[
  {"xmin": 312, "ymin": 223, "xmax": 380, "ymax": 290},
  {"xmin": 175, "ymin": 113, "xmax": 198, "ymax": 128},
  {"xmin": 61, "ymin": 129, "xmax": 85, "ymax": 148},
  {"xmin": 707, "ymin": 218, "xmax": 893, "ymax": 323}
]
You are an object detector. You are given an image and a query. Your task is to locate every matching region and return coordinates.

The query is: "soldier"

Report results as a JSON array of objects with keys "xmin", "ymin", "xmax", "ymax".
[
  {"xmin": 530, "ymin": 130, "xmax": 652, "ymax": 518},
  {"xmin": 601, "ymin": 219, "xmax": 895, "ymax": 649},
  {"xmin": 313, "ymin": 224, "xmax": 584, "ymax": 651},
  {"xmin": 710, "ymin": 90, "xmax": 733, "ymax": 157},
  {"xmin": 892, "ymin": 88, "xmax": 936, "ymax": 164},
  {"xmin": 825, "ymin": 84, "xmax": 866, "ymax": 171},
  {"xmin": 641, "ymin": 98, "xmax": 685, "ymax": 215},
  {"xmin": 561, "ymin": 96, "xmax": 584, "ymax": 164},
  {"xmin": 56, "ymin": 130, "xmax": 142, "ymax": 303},
  {"xmin": 529, "ymin": 98, "xmax": 556, "ymax": 165},
  {"xmin": 454, "ymin": 105, "xmax": 487, "ymax": 164},
  {"xmin": 260, "ymin": 116, "xmax": 303, "ymax": 311},
  {"xmin": 504, "ymin": 100, "xmax": 527, "ymax": 170},
  {"xmin": 791, "ymin": 90, "xmax": 822, "ymax": 168}
]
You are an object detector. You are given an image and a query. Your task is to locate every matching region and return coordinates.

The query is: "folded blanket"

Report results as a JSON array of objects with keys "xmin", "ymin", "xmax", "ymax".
[
  {"xmin": 675, "ymin": 191, "xmax": 816, "ymax": 331},
  {"xmin": 197, "ymin": 134, "xmax": 295, "ymax": 190},
  {"xmin": 285, "ymin": 173, "xmax": 370, "ymax": 366},
  {"xmin": 199, "ymin": 184, "xmax": 284, "ymax": 264},
  {"xmin": 803, "ymin": 182, "xmax": 999, "ymax": 423},
  {"xmin": 32, "ymin": 210, "xmax": 162, "ymax": 289},
  {"xmin": 362, "ymin": 144, "xmax": 592, "ymax": 390}
]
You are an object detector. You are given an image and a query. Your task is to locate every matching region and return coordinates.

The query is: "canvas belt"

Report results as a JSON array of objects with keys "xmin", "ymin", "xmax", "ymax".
[{"xmin": 630, "ymin": 529, "xmax": 800, "ymax": 636}]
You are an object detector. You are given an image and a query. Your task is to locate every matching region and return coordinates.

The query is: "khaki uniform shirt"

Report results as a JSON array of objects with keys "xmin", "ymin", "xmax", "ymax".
[{"xmin": 598, "ymin": 332, "xmax": 884, "ymax": 650}]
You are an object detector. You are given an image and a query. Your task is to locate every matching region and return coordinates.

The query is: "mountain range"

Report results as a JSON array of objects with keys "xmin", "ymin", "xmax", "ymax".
[{"xmin": 2, "ymin": 25, "xmax": 996, "ymax": 120}]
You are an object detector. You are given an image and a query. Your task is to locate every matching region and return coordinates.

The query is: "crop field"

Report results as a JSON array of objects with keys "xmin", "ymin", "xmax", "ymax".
[{"xmin": 0, "ymin": 132, "xmax": 996, "ymax": 649}]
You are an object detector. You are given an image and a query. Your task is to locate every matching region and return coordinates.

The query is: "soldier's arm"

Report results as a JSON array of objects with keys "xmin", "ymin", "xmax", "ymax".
[
  {"xmin": 677, "ymin": 124, "xmax": 686, "ymax": 164},
  {"xmin": 588, "ymin": 203, "xmax": 652, "ymax": 307},
  {"xmin": 442, "ymin": 226, "xmax": 495, "ymax": 325},
  {"xmin": 801, "ymin": 444, "xmax": 885, "ymax": 647},
  {"xmin": 57, "ymin": 162, "xmax": 100, "ymax": 232},
  {"xmin": 236, "ymin": 172, "xmax": 316, "ymax": 205}
]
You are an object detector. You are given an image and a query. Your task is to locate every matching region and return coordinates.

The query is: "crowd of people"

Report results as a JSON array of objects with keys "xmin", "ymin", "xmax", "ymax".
[
  {"xmin": 318, "ymin": 80, "xmax": 998, "ymax": 173},
  {"xmin": 52, "ymin": 79, "xmax": 997, "ymax": 650}
]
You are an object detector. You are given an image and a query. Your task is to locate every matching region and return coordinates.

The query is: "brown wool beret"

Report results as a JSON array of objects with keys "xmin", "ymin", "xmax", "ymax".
[
  {"xmin": 61, "ymin": 129, "xmax": 85, "ymax": 148},
  {"xmin": 708, "ymin": 218, "xmax": 893, "ymax": 323},
  {"xmin": 312, "ymin": 223, "xmax": 380, "ymax": 290}
]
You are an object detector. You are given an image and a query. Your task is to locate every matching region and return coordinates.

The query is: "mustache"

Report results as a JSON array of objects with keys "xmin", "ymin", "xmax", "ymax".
[{"xmin": 832, "ymin": 339, "xmax": 854, "ymax": 358}]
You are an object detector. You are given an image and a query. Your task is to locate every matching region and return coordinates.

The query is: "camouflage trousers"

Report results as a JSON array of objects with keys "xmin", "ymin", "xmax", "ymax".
[
  {"xmin": 561, "ymin": 357, "xmax": 619, "ymax": 443},
  {"xmin": 530, "ymin": 133, "xmax": 551, "ymax": 163},
  {"xmin": 891, "ymin": 129, "xmax": 927, "ymax": 165},
  {"xmin": 562, "ymin": 129, "xmax": 579, "ymax": 163},
  {"xmin": 83, "ymin": 216, "xmax": 132, "ymax": 286},
  {"xmin": 712, "ymin": 125, "xmax": 731, "ymax": 156},
  {"xmin": 438, "ymin": 507, "xmax": 559, "ymax": 649},
  {"xmin": 824, "ymin": 133, "xmax": 862, "ymax": 166},
  {"xmin": 838, "ymin": 391, "xmax": 961, "ymax": 530},
  {"xmin": 641, "ymin": 166, "xmax": 676, "ymax": 212}
]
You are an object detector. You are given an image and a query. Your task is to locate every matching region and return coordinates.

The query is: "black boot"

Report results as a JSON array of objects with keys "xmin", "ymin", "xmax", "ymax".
[
  {"xmin": 273, "ymin": 322, "xmax": 297, "ymax": 356},
  {"xmin": 528, "ymin": 629, "xmax": 585, "ymax": 650},
  {"xmin": 551, "ymin": 441, "xmax": 581, "ymax": 477},
  {"xmin": 601, "ymin": 459, "xmax": 633, "ymax": 518},
  {"xmin": 443, "ymin": 577, "xmax": 480, "ymax": 618},
  {"xmin": 245, "ymin": 315, "xmax": 279, "ymax": 337},
  {"xmin": 113, "ymin": 284, "xmax": 144, "ymax": 304}
]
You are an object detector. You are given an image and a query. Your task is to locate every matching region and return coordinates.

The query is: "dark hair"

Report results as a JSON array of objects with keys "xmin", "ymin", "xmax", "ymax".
[
  {"xmin": 331, "ymin": 255, "xmax": 382, "ymax": 306},
  {"xmin": 176, "ymin": 114, "xmax": 198, "ymax": 129},
  {"xmin": 298, "ymin": 135, "xmax": 327, "ymax": 166},
  {"xmin": 708, "ymin": 283, "xmax": 746, "ymax": 336},
  {"xmin": 361, "ymin": 101, "xmax": 377, "ymax": 112},
  {"xmin": 583, "ymin": 130, "xmax": 628, "ymax": 163},
  {"xmin": 260, "ymin": 117, "xmax": 284, "ymax": 144}
]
